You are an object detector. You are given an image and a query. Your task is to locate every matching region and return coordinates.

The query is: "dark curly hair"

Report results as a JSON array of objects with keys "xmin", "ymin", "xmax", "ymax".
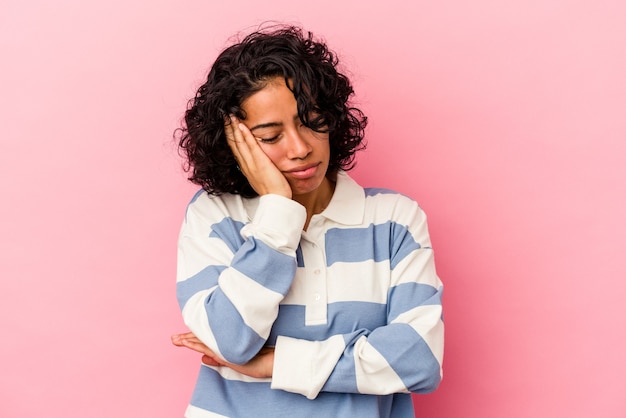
[{"xmin": 176, "ymin": 25, "xmax": 367, "ymax": 197}]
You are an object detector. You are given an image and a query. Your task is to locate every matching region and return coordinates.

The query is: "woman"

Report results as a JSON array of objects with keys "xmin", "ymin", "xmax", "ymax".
[{"xmin": 172, "ymin": 25, "xmax": 444, "ymax": 418}]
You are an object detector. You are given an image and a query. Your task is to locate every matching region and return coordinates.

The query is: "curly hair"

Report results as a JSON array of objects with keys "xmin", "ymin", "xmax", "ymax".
[{"xmin": 176, "ymin": 25, "xmax": 367, "ymax": 197}]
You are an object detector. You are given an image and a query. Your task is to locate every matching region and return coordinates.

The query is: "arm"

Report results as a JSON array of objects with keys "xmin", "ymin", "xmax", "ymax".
[
  {"xmin": 177, "ymin": 192, "xmax": 306, "ymax": 364},
  {"xmin": 176, "ymin": 117, "xmax": 305, "ymax": 365},
  {"xmin": 271, "ymin": 199, "xmax": 444, "ymax": 399}
]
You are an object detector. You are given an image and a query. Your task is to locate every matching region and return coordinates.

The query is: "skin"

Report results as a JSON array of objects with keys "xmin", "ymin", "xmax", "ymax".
[
  {"xmin": 173, "ymin": 77, "xmax": 336, "ymax": 377},
  {"xmin": 229, "ymin": 77, "xmax": 335, "ymax": 224},
  {"xmin": 171, "ymin": 332, "xmax": 274, "ymax": 378}
]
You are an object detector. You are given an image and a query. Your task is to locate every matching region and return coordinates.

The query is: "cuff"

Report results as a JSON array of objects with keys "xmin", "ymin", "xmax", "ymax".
[
  {"xmin": 241, "ymin": 194, "xmax": 306, "ymax": 254},
  {"xmin": 271, "ymin": 335, "xmax": 345, "ymax": 399}
]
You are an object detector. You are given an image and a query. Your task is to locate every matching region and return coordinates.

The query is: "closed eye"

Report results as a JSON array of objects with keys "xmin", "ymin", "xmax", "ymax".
[{"xmin": 256, "ymin": 134, "xmax": 281, "ymax": 144}]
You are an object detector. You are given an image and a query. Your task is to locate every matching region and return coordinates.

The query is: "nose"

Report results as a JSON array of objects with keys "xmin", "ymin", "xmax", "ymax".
[{"xmin": 285, "ymin": 129, "xmax": 312, "ymax": 160}]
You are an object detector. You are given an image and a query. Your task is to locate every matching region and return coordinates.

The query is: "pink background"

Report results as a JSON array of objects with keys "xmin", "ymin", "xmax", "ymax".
[{"xmin": 1, "ymin": 1, "xmax": 625, "ymax": 417}]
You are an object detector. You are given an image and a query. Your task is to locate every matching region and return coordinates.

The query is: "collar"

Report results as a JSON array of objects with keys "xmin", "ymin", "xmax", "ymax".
[
  {"xmin": 319, "ymin": 170, "xmax": 365, "ymax": 225},
  {"xmin": 241, "ymin": 170, "xmax": 365, "ymax": 225}
]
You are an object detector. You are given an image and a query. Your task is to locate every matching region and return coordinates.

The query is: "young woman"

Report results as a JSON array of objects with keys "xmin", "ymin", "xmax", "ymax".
[{"xmin": 172, "ymin": 25, "xmax": 444, "ymax": 418}]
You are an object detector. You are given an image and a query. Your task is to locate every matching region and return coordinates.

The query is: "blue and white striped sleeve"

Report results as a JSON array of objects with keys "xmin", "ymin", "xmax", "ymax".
[
  {"xmin": 176, "ymin": 193, "xmax": 306, "ymax": 364},
  {"xmin": 271, "ymin": 198, "xmax": 444, "ymax": 399}
]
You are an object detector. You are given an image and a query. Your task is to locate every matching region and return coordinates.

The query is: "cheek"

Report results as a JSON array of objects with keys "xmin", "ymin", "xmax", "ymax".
[{"xmin": 313, "ymin": 138, "xmax": 331, "ymax": 160}]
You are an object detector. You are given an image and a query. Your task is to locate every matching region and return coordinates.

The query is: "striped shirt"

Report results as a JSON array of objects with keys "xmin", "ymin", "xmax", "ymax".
[{"xmin": 176, "ymin": 171, "xmax": 444, "ymax": 418}]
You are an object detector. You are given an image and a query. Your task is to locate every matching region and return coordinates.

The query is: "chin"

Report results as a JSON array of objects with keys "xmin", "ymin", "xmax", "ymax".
[{"xmin": 290, "ymin": 179, "xmax": 323, "ymax": 196}]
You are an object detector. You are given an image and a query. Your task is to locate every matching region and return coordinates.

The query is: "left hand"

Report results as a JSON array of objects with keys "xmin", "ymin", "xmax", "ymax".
[{"xmin": 171, "ymin": 332, "xmax": 275, "ymax": 378}]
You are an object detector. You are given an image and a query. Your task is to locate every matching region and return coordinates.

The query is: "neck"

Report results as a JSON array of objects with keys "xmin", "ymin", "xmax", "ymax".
[{"xmin": 293, "ymin": 177, "xmax": 335, "ymax": 230}]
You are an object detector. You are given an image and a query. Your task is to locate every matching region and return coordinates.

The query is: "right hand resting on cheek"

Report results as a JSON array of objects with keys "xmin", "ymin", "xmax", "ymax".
[{"xmin": 225, "ymin": 115, "xmax": 292, "ymax": 199}]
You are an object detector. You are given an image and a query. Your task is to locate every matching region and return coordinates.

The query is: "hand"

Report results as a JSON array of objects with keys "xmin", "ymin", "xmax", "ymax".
[
  {"xmin": 171, "ymin": 332, "xmax": 222, "ymax": 367},
  {"xmin": 171, "ymin": 332, "xmax": 275, "ymax": 378},
  {"xmin": 225, "ymin": 115, "xmax": 292, "ymax": 199}
]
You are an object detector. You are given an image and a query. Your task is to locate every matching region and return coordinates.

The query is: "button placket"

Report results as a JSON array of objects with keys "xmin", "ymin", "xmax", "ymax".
[{"xmin": 301, "ymin": 238, "xmax": 328, "ymax": 325}]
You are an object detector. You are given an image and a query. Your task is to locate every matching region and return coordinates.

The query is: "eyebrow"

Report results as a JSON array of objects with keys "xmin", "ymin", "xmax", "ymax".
[
  {"xmin": 249, "ymin": 122, "xmax": 283, "ymax": 132},
  {"xmin": 249, "ymin": 115, "xmax": 300, "ymax": 132}
]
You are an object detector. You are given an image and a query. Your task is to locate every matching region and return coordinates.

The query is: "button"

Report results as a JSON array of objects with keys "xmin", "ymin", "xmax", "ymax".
[
  {"xmin": 313, "ymin": 269, "xmax": 321, "ymax": 275},
  {"xmin": 314, "ymin": 293, "xmax": 321, "ymax": 301}
]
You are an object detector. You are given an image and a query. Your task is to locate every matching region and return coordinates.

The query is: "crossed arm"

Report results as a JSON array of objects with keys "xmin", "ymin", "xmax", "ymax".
[
  {"xmin": 173, "ymin": 116, "xmax": 288, "ymax": 379},
  {"xmin": 173, "ymin": 117, "xmax": 443, "ymax": 397}
]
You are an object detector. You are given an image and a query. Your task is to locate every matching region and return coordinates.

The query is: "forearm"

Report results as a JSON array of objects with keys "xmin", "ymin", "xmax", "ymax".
[
  {"xmin": 271, "ymin": 291, "xmax": 444, "ymax": 399},
  {"xmin": 272, "ymin": 204, "xmax": 444, "ymax": 398},
  {"xmin": 177, "ymin": 193, "xmax": 306, "ymax": 364}
]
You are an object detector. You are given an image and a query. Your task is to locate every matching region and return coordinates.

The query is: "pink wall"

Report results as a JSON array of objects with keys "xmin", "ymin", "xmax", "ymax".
[{"xmin": 1, "ymin": 1, "xmax": 625, "ymax": 417}]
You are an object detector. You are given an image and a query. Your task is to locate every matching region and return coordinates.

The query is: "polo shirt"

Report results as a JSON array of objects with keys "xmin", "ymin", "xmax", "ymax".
[{"xmin": 176, "ymin": 171, "xmax": 444, "ymax": 417}]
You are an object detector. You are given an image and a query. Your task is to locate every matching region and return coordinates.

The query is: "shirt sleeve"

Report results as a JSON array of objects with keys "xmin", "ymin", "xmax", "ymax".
[
  {"xmin": 271, "ymin": 199, "xmax": 444, "ymax": 399},
  {"xmin": 176, "ymin": 192, "xmax": 306, "ymax": 364}
]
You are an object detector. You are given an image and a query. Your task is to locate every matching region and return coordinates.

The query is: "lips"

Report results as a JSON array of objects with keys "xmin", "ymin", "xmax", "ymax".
[{"xmin": 284, "ymin": 163, "xmax": 320, "ymax": 179}]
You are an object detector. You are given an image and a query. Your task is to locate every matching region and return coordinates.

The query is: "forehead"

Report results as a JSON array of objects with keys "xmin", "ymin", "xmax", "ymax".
[{"xmin": 241, "ymin": 78, "xmax": 297, "ymax": 122}]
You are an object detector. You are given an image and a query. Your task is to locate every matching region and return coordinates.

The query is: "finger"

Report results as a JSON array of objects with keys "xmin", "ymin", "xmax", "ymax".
[
  {"xmin": 225, "ymin": 116, "xmax": 247, "ymax": 168},
  {"xmin": 229, "ymin": 115, "xmax": 245, "ymax": 141},
  {"xmin": 236, "ymin": 120, "xmax": 255, "ymax": 144},
  {"xmin": 223, "ymin": 115, "xmax": 235, "ymax": 140},
  {"xmin": 201, "ymin": 355, "xmax": 222, "ymax": 367},
  {"xmin": 181, "ymin": 338, "xmax": 217, "ymax": 357},
  {"xmin": 228, "ymin": 116, "xmax": 253, "ymax": 158},
  {"xmin": 237, "ymin": 122, "xmax": 267, "ymax": 162},
  {"xmin": 224, "ymin": 116, "xmax": 238, "ymax": 148},
  {"xmin": 179, "ymin": 338, "xmax": 208, "ymax": 354},
  {"xmin": 171, "ymin": 332, "xmax": 195, "ymax": 346},
  {"xmin": 227, "ymin": 116, "xmax": 264, "ymax": 178},
  {"xmin": 233, "ymin": 120, "xmax": 271, "ymax": 168},
  {"xmin": 178, "ymin": 336, "xmax": 203, "ymax": 345},
  {"xmin": 180, "ymin": 335, "xmax": 206, "ymax": 345},
  {"xmin": 172, "ymin": 336, "xmax": 200, "ymax": 348}
]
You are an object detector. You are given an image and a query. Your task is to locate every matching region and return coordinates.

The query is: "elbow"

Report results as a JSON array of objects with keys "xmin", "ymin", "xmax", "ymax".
[
  {"xmin": 409, "ymin": 363, "xmax": 443, "ymax": 394},
  {"xmin": 210, "ymin": 321, "xmax": 267, "ymax": 365},
  {"xmin": 220, "ymin": 344, "xmax": 260, "ymax": 365},
  {"xmin": 211, "ymin": 325, "xmax": 268, "ymax": 365},
  {"xmin": 182, "ymin": 292, "xmax": 268, "ymax": 365},
  {"xmin": 419, "ymin": 373, "xmax": 442, "ymax": 394}
]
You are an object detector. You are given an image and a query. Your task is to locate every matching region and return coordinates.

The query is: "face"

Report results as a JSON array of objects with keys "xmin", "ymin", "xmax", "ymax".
[{"xmin": 240, "ymin": 78, "xmax": 331, "ymax": 198}]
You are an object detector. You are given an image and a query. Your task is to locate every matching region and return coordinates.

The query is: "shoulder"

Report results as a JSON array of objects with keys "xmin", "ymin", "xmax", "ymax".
[
  {"xmin": 359, "ymin": 186, "xmax": 431, "ymax": 233},
  {"xmin": 363, "ymin": 186, "xmax": 421, "ymax": 211},
  {"xmin": 183, "ymin": 189, "xmax": 250, "ymax": 227},
  {"xmin": 364, "ymin": 187, "xmax": 414, "ymax": 201}
]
